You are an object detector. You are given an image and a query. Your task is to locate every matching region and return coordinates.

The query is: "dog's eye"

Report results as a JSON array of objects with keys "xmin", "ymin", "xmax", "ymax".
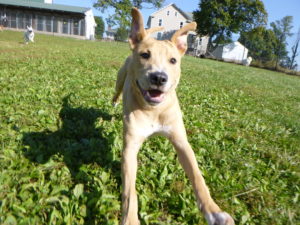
[
  {"xmin": 170, "ymin": 58, "xmax": 177, "ymax": 64},
  {"xmin": 140, "ymin": 52, "xmax": 150, "ymax": 59}
]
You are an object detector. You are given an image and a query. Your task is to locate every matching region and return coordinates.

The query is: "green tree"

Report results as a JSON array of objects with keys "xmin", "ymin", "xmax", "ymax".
[
  {"xmin": 193, "ymin": 0, "xmax": 267, "ymax": 50},
  {"xmin": 270, "ymin": 16, "xmax": 293, "ymax": 68},
  {"xmin": 94, "ymin": 16, "xmax": 105, "ymax": 39},
  {"xmin": 114, "ymin": 26, "xmax": 129, "ymax": 42},
  {"xmin": 94, "ymin": 0, "xmax": 164, "ymax": 28},
  {"xmin": 239, "ymin": 26, "xmax": 277, "ymax": 62}
]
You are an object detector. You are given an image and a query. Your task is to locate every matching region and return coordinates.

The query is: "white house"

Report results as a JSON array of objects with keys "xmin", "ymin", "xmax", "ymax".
[
  {"xmin": 104, "ymin": 26, "xmax": 117, "ymax": 40},
  {"xmin": 212, "ymin": 41, "xmax": 249, "ymax": 63},
  {"xmin": 147, "ymin": 3, "xmax": 193, "ymax": 40},
  {"xmin": 187, "ymin": 34, "xmax": 209, "ymax": 57},
  {"xmin": 0, "ymin": 0, "xmax": 96, "ymax": 40},
  {"xmin": 146, "ymin": 3, "xmax": 208, "ymax": 56}
]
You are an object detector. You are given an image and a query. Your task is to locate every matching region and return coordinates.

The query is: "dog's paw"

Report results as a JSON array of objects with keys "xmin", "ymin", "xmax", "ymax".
[
  {"xmin": 112, "ymin": 96, "xmax": 120, "ymax": 107},
  {"xmin": 112, "ymin": 101, "xmax": 119, "ymax": 107},
  {"xmin": 121, "ymin": 219, "xmax": 140, "ymax": 225},
  {"xmin": 205, "ymin": 212, "xmax": 234, "ymax": 225}
]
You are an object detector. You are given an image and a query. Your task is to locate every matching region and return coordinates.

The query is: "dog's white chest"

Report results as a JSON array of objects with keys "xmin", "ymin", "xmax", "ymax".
[{"xmin": 138, "ymin": 123, "xmax": 171, "ymax": 138}]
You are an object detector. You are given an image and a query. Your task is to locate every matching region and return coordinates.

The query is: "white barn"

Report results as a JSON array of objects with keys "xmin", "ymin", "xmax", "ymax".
[{"xmin": 212, "ymin": 41, "xmax": 248, "ymax": 63}]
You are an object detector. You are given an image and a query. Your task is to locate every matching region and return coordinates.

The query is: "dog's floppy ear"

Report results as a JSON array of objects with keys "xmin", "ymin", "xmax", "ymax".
[
  {"xmin": 171, "ymin": 22, "xmax": 197, "ymax": 55},
  {"xmin": 129, "ymin": 7, "xmax": 147, "ymax": 49},
  {"xmin": 146, "ymin": 26, "xmax": 164, "ymax": 35}
]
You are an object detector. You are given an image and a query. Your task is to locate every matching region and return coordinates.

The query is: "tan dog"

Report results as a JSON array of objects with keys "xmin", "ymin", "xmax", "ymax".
[{"xmin": 113, "ymin": 8, "xmax": 235, "ymax": 225}]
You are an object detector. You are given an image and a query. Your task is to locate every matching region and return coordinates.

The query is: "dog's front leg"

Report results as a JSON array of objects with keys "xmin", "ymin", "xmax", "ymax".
[
  {"xmin": 121, "ymin": 133, "xmax": 144, "ymax": 225},
  {"xmin": 112, "ymin": 57, "xmax": 130, "ymax": 105},
  {"xmin": 169, "ymin": 126, "xmax": 234, "ymax": 225}
]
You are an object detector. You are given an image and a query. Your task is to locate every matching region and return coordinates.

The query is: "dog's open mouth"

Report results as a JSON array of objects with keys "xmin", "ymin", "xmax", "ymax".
[{"xmin": 136, "ymin": 81, "xmax": 165, "ymax": 104}]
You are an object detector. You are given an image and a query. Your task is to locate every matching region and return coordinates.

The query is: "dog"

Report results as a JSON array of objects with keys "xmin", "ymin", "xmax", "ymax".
[
  {"xmin": 24, "ymin": 25, "xmax": 34, "ymax": 44},
  {"xmin": 112, "ymin": 8, "xmax": 235, "ymax": 225},
  {"xmin": 242, "ymin": 56, "xmax": 252, "ymax": 66}
]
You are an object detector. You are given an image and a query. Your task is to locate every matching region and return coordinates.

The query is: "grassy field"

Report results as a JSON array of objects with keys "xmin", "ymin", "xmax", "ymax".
[{"xmin": 0, "ymin": 30, "xmax": 299, "ymax": 225}]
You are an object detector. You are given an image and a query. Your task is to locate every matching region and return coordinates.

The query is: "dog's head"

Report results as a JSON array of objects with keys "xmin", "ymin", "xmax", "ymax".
[
  {"xmin": 129, "ymin": 8, "xmax": 196, "ymax": 106},
  {"xmin": 26, "ymin": 25, "xmax": 33, "ymax": 33}
]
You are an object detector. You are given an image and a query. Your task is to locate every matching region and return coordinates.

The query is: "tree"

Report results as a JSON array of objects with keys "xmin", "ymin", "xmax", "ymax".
[
  {"xmin": 288, "ymin": 27, "xmax": 300, "ymax": 70},
  {"xmin": 239, "ymin": 26, "xmax": 277, "ymax": 62},
  {"xmin": 114, "ymin": 26, "xmax": 129, "ymax": 42},
  {"xmin": 270, "ymin": 16, "xmax": 293, "ymax": 68},
  {"xmin": 94, "ymin": 16, "xmax": 105, "ymax": 39},
  {"xmin": 94, "ymin": 0, "xmax": 164, "ymax": 28},
  {"xmin": 193, "ymin": 0, "xmax": 267, "ymax": 50}
]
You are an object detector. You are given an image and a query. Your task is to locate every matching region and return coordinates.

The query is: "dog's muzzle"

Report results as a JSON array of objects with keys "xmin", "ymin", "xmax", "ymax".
[{"xmin": 136, "ymin": 80, "xmax": 165, "ymax": 105}]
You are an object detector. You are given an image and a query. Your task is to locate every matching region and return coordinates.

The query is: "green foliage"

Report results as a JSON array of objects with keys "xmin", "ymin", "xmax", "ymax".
[
  {"xmin": 95, "ymin": 16, "xmax": 105, "ymax": 39},
  {"xmin": 94, "ymin": 0, "xmax": 164, "ymax": 28},
  {"xmin": 239, "ymin": 26, "xmax": 277, "ymax": 62},
  {"xmin": 0, "ymin": 30, "xmax": 300, "ymax": 224},
  {"xmin": 193, "ymin": 0, "xmax": 267, "ymax": 49},
  {"xmin": 270, "ymin": 16, "xmax": 294, "ymax": 68},
  {"xmin": 115, "ymin": 26, "xmax": 129, "ymax": 42}
]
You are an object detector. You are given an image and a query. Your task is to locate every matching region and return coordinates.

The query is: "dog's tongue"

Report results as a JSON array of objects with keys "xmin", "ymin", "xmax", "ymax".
[
  {"xmin": 146, "ymin": 89, "xmax": 164, "ymax": 103},
  {"xmin": 148, "ymin": 90, "xmax": 162, "ymax": 98}
]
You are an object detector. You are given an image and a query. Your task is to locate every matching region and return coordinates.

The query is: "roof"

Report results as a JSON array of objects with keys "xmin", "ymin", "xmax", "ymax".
[
  {"xmin": 150, "ymin": 3, "xmax": 193, "ymax": 21},
  {"xmin": 0, "ymin": 0, "xmax": 90, "ymax": 14},
  {"xmin": 215, "ymin": 42, "xmax": 248, "ymax": 50}
]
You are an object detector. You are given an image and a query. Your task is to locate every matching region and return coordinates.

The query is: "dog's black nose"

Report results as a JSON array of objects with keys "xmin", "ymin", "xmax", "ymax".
[{"xmin": 149, "ymin": 72, "xmax": 168, "ymax": 86}]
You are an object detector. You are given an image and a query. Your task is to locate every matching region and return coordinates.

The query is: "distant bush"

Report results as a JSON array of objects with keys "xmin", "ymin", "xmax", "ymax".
[{"xmin": 251, "ymin": 60, "xmax": 300, "ymax": 76}]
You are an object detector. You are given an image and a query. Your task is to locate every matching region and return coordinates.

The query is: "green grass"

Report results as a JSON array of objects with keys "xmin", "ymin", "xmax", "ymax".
[{"xmin": 0, "ymin": 30, "xmax": 299, "ymax": 225}]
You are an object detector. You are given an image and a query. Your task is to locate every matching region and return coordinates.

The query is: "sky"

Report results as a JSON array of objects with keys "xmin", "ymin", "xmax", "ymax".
[{"xmin": 55, "ymin": 0, "xmax": 300, "ymax": 67}]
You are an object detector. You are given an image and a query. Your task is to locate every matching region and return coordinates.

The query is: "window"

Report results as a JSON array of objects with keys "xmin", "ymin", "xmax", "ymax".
[
  {"xmin": 175, "ymin": 11, "xmax": 177, "ymax": 16},
  {"xmin": 158, "ymin": 19, "xmax": 162, "ymax": 26},
  {"xmin": 24, "ymin": 14, "xmax": 32, "ymax": 27},
  {"xmin": 80, "ymin": 20, "xmax": 85, "ymax": 36},
  {"xmin": 10, "ymin": 12, "xmax": 17, "ymax": 28},
  {"xmin": 52, "ymin": 17, "xmax": 58, "ymax": 32},
  {"xmin": 157, "ymin": 32, "xmax": 162, "ymax": 40},
  {"xmin": 46, "ymin": 16, "xmax": 52, "ymax": 32},
  {"xmin": 62, "ymin": 18, "xmax": 69, "ymax": 34},
  {"xmin": 73, "ymin": 20, "xmax": 79, "ymax": 35},
  {"xmin": 17, "ymin": 12, "xmax": 24, "ymax": 29},
  {"xmin": 37, "ymin": 15, "xmax": 44, "ymax": 31},
  {"xmin": 180, "ymin": 22, "xmax": 183, "ymax": 28},
  {"xmin": 167, "ymin": 11, "xmax": 169, "ymax": 16}
]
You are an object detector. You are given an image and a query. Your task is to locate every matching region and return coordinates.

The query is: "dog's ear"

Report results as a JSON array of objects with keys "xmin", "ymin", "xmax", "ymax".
[
  {"xmin": 146, "ymin": 26, "xmax": 164, "ymax": 35},
  {"xmin": 129, "ymin": 7, "xmax": 147, "ymax": 49},
  {"xmin": 171, "ymin": 22, "xmax": 197, "ymax": 55}
]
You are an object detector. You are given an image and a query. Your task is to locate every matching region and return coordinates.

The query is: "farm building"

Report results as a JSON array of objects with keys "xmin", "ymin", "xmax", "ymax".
[
  {"xmin": 212, "ymin": 41, "xmax": 249, "ymax": 63},
  {"xmin": 0, "ymin": 0, "xmax": 96, "ymax": 40},
  {"xmin": 146, "ymin": 3, "xmax": 208, "ymax": 56}
]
